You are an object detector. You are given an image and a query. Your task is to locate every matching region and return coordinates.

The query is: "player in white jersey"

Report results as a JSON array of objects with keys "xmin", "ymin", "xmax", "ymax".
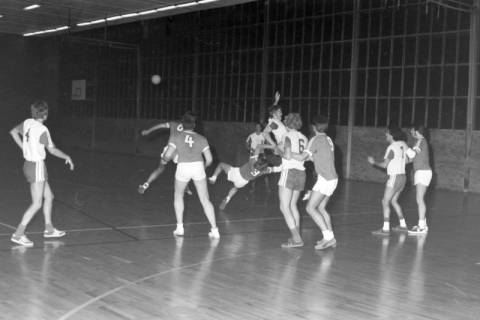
[
  {"xmin": 9, "ymin": 101, "xmax": 74, "ymax": 247},
  {"xmin": 262, "ymin": 91, "xmax": 287, "ymax": 167},
  {"xmin": 245, "ymin": 123, "xmax": 271, "ymax": 194},
  {"xmin": 406, "ymin": 123, "xmax": 433, "ymax": 235},
  {"xmin": 277, "ymin": 113, "xmax": 308, "ymax": 248},
  {"xmin": 368, "ymin": 125, "xmax": 409, "ymax": 236}
]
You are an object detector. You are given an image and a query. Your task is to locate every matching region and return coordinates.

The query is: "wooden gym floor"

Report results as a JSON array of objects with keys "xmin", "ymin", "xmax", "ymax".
[{"xmin": 0, "ymin": 146, "xmax": 479, "ymax": 320}]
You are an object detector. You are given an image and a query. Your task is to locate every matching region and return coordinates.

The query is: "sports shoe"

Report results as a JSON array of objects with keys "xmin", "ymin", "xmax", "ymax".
[
  {"xmin": 408, "ymin": 225, "xmax": 428, "ymax": 235},
  {"xmin": 173, "ymin": 226, "xmax": 184, "ymax": 237},
  {"xmin": 391, "ymin": 226, "xmax": 408, "ymax": 233},
  {"xmin": 281, "ymin": 238, "xmax": 304, "ymax": 248},
  {"xmin": 138, "ymin": 182, "xmax": 149, "ymax": 194},
  {"xmin": 208, "ymin": 177, "xmax": 217, "ymax": 185},
  {"xmin": 208, "ymin": 227, "xmax": 220, "ymax": 239},
  {"xmin": 11, "ymin": 234, "xmax": 34, "ymax": 247},
  {"xmin": 44, "ymin": 228, "xmax": 66, "ymax": 238},
  {"xmin": 219, "ymin": 198, "xmax": 229, "ymax": 210},
  {"xmin": 302, "ymin": 190, "xmax": 312, "ymax": 201},
  {"xmin": 315, "ymin": 238, "xmax": 336, "ymax": 250},
  {"xmin": 372, "ymin": 228, "xmax": 390, "ymax": 236}
]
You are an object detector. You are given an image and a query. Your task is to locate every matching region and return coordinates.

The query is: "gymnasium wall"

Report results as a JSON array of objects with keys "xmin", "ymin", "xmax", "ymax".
[{"xmin": 52, "ymin": 116, "xmax": 477, "ymax": 192}]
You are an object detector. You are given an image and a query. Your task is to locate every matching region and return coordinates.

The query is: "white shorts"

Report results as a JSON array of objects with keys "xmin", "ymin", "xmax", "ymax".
[
  {"xmin": 414, "ymin": 170, "xmax": 432, "ymax": 186},
  {"xmin": 175, "ymin": 162, "xmax": 206, "ymax": 182},
  {"xmin": 227, "ymin": 167, "xmax": 249, "ymax": 189},
  {"xmin": 161, "ymin": 146, "xmax": 178, "ymax": 164},
  {"xmin": 312, "ymin": 175, "xmax": 338, "ymax": 196}
]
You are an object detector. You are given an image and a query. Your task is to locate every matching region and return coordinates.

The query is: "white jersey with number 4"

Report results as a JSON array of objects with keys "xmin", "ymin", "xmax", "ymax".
[
  {"xmin": 21, "ymin": 119, "xmax": 54, "ymax": 162},
  {"xmin": 282, "ymin": 130, "xmax": 308, "ymax": 170},
  {"xmin": 384, "ymin": 141, "xmax": 408, "ymax": 175}
]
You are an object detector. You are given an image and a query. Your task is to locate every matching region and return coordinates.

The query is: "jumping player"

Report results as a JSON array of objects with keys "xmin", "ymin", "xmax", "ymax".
[
  {"xmin": 9, "ymin": 101, "xmax": 74, "ymax": 247},
  {"xmin": 163, "ymin": 111, "xmax": 219, "ymax": 239},
  {"xmin": 278, "ymin": 113, "xmax": 308, "ymax": 248},
  {"xmin": 406, "ymin": 124, "xmax": 432, "ymax": 235},
  {"xmin": 245, "ymin": 123, "xmax": 270, "ymax": 194},
  {"xmin": 208, "ymin": 146, "xmax": 276, "ymax": 210},
  {"xmin": 368, "ymin": 125, "xmax": 409, "ymax": 235},
  {"xmin": 290, "ymin": 115, "xmax": 338, "ymax": 250},
  {"xmin": 262, "ymin": 91, "xmax": 287, "ymax": 167},
  {"xmin": 138, "ymin": 120, "xmax": 192, "ymax": 195}
]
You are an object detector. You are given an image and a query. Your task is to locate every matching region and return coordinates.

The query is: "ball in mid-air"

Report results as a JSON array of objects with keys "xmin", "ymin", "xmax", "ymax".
[{"xmin": 151, "ymin": 74, "xmax": 161, "ymax": 85}]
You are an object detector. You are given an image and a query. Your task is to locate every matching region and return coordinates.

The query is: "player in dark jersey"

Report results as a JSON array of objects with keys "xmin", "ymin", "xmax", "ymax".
[
  {"xmin": 208, "ymin": 146, "xmax": 277, "ymax": 210},
  {"xmin": 138, "ymin": 121, "xmax": 192, "ymax": 195},
  {"xmin": 163, "ymin": 111, "xmax": 219, "ymax": 239},
  {"xmin": 406, "ymin": 123, "xmax": 433, "ymax": 235}
]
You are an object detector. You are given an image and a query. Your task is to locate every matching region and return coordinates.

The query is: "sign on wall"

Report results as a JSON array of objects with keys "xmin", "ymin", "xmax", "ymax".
[{"xmin": 71, "ymin": 79, "xmax": 86, "ymax": 100}]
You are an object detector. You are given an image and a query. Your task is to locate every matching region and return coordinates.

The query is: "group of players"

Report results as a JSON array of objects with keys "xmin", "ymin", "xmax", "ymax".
[{"xmin": 8, "ymin": 95, "xmax": 432, "ymax": 250}]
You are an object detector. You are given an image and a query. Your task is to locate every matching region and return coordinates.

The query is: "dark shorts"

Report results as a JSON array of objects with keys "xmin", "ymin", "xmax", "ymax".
[
  {"xmin": 278, "ymin": 168, "xmax": 306, "ymax": 191},
  {"xmin": 23, "ymin": 161, "xmax": 48, "ymax": 183},
  {"xmin": 386, "ymin": 174, "xmax": 406, "ymax": 193}
]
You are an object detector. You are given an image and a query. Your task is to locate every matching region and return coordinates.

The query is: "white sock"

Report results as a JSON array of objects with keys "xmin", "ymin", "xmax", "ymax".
[
  {"xmin": 399, "ymin": 219, "xmax": 406, "ymax": 228},
  {"xmin": 322, "ymin": 230, "xmax": 334, "ymax": 241},
  {"xmin": 418, "ymin": 219, "xmax": 426, "ymax": 228},
  {"xmin": 383, "ymin": 221, "xmax": 390, "ymax": 231},
  {"xmin": 176, "ymin": 223, "xmax": 184, "ymax": 230}
]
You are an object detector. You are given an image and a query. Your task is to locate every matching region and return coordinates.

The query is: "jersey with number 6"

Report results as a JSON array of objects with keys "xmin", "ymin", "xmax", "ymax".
[
  {"xmin": 282, "ymin": 130, "xmax": 308, "ymax": 170},
  {"xmin": 168, "ymin": 130, "xmax": 209, "ymax": 163},
  {"xmin": 384, "ymin": 140, "xmax": 408, "ymax": 175},
  {"xmin": 305, "ymin": 133, "xmax": 337, "ymax": 180}
]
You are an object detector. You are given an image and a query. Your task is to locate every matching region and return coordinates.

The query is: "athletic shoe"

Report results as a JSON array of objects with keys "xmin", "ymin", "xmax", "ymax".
[
  {"xmin": 391, "ymin": 226, "xmax": 409, "ymax": 233},
  {"xmin": 408, "ymin": 225, "xmax": 428, "ymax": 235},
  {"xmin": 302, "ymin": 190, "xmax": 312, "ymax": 201},
  {"xmin": 173, "ymin": 226, "xmax": 184, "ymax": 237},
  {"xmin": 315, "ymin": 238, "xmax": 336, "ymax": 250},
  {"xmin": 138, "ymin": 182, "xmax": 149, "ymax": 194},
  {"xmin": 281, "ymin": 238, "xmax": 304, "ymax": 248},
  {"xmin": 11, "ymin": 234, "xmax": 34, "ymax": 247},
  {"xmin": 208, "ymin": 227, "xmax": 220, "ymax": 239},
  {"xmin": 219, "ymin": 198, "xmax": 229, "ymax": 210},
  {"xmin": 208, "ymin": 177, "xmax": 217, "ymax": 185},
  {"xmin": 372, "ymin": 228, "xmax": 390, "ymax": 236},
  {"xmin": 44, "ymin": 228, "xmax": 66, "ymax": 238}
]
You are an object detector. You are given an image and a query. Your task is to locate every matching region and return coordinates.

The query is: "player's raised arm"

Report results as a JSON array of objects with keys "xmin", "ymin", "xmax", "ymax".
[
  {"xmin": 10, "ymin": 123, "xmax": 23, "ymax": 150},
  {"xmin": 141, "ymin": 122, "xmax": 170, "ymax": 136}
]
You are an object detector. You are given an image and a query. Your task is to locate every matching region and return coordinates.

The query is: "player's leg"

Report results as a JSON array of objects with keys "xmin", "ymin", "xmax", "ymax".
[
  {"xmin": 219, "ymin": 186, "xmax": 239, "ymax": 210},
  {"xmin": 315, "ymin": 195, "xmax": 337, "ymax": 250},
  {"xmin": 372, "ymin": 181, "xmax": 395, "ymax": 235},
  {"xmin": 289, "ymin": 190, "xmax": 301, "ymax": 228},
  {"xmin": 193, "ymin": 178, "xmax": 219, "ymax": 238},
  {"xmin": 138, "ymin": 159, "xmax": 166, "ymax": 194},
  {"xmin": 278, "ymin": 186, "xmax": 303, "ymax": 247},
  {"xmin": 208, "ymin": 162, "xmax": 232, "ymax": 184},
  {"xmin": 11, "ymin": 181, "xmax": 45, "ymax": 246},
  {"xmin": 42, "ymin": 182, "xmax": 66, "ymax": 238},
  {"xmin": 409, "ymin": 183, "xmax": 428, "ymax": 234},
  {"xmin": 390, "ymin": 175, "xmax": 407, "ymax": 232},
  {"xmin": 173, "ymin": 179, "xmax": 188, "ymax": 236}
]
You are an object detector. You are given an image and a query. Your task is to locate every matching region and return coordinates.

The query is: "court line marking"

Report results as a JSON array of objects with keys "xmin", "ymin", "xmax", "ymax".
[
  {"xmin": 58, "ymin": 250, "xmax": 263, "ymax": 320},
  {"xmin": 0, "ymin": 208, "xmax": 416, "ymax": 238},
  {"xmin": 0, "ymin": 221, "xmax": 16, "ymax": 230}
]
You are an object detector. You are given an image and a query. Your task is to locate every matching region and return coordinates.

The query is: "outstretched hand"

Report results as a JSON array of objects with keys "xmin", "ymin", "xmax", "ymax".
[{"xmin": 273, "ymin": 91, "xmax": 280, "ymax": 105}]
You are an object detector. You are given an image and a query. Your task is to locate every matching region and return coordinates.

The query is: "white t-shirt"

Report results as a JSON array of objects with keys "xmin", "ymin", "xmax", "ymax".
[
  {"xmin": 384, "ymin": 141, "xmax": 408, "ymax": 175},
  {"xmin": 282, "ymin": 130, "xmax": 308, "ymax": 170},
  {"xmin": 246, "ymin": 132, "xmax": 265, "ymax": 150},
  {"xmin": 267, "ymin": 118, "xmax": 288, "ymax": 145},
  {"xmin": 21, "ymin": 119, "xmax": 54, "ymax": 162}
]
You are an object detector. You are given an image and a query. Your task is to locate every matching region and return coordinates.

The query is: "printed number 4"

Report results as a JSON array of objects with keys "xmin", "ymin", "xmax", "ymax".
[{"xmin": 185, "ymin": 135, "xmax": 194, "ymax": 147}]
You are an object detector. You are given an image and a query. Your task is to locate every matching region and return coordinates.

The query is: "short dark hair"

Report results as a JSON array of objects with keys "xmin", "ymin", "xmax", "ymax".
[
  {"xmin": 182, "ymin": 111, "xmax": 197, "ymax": 130},
  {"xmin": 311, "ymin": 114, "xmax": 329, "ymax": 132},
  {"xmin": 31, "ymin": 100, "xmax": 49, "ymax": 119},
  {"xmin": 253, "ymin": 153, "xmax": 269, "ymax": 171},
  {"xmin": 388, "ymin": 126, "xmax": 406, "ymax": 142},
  {"xmin": 268, "ymin": 104, "xmax": 281, "ymax": 117},
  {"xmin": 411, "ymin": 122, "xmax": 428, "ymax": 137}
]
